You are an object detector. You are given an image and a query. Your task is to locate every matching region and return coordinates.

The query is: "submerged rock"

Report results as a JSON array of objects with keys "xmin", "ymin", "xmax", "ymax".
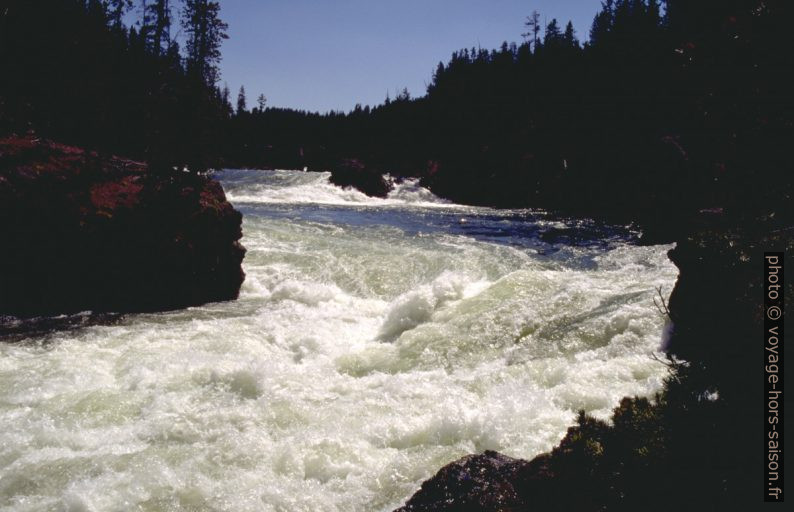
[
  {"xmin": 0, "ymin": 136, "xmax": 246, "ymax": 317},
  {"xmin": 328, "ymin": 158, "xmax": 393, "ymax": 198}
]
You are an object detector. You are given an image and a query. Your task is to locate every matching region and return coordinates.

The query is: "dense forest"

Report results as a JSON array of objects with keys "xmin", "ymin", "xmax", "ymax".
[
  {"xmin": 0, "ymin": 0, "xmax": 230, "ymax": 171},
  {"xmin": 2, "ymin": 0, "xmax": 792, "ymax": 226},
  {"xmin": 227, "ymin": 0, "xmax": 793, "ymax": 228}
]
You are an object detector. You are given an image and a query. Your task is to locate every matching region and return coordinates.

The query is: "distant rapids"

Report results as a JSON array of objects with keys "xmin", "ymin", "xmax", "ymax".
[{"xmin": 0, "ymin": 169, "xmax": 678, "ymax": 511}]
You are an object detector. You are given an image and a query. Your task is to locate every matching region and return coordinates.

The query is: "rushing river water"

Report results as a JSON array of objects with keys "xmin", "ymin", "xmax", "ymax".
[{"xmin": 0, "ymin": 170, "xmax": 677, "ymax": 511}]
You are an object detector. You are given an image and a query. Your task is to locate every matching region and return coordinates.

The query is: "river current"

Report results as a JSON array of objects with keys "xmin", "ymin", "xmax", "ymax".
[{"xmin": 0, "ymin": 169, "xmax": 677, "ymax": 511}]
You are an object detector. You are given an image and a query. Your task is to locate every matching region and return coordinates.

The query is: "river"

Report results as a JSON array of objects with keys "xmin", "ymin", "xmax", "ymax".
[{"xmin": 0, "ymin": 169, "xmax": 677, "ymax": 511}]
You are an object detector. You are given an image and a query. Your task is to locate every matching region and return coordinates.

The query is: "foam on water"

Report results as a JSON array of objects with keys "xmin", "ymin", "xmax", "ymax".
[
  {"xmin": 0, "ymin": 170, "xmax": 678, "ymax": 511},
  {"xmin": 221, "ymin": 169, "xmax": 455, "ymax": 208}
]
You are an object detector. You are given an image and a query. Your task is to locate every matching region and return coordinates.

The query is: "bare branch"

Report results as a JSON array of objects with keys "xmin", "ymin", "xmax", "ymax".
[
  {"xmin": 653, "ymin": 285, "xmax": 672, "ymax": 320},
  {"xmin": 650, "ymin": 352, "xmax": 687, "ymax": 380}
]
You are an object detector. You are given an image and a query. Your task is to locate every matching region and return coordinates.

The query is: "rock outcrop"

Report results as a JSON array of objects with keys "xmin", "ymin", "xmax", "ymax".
[
  {"xmin": 0, "ymin": 136, "xmax": 246, "ymax": 318},
  {"xmin": 396, "ymin": 451, "xmax": 530, "ymax": 512},
  {"xmin": 328, "ymin": 158, "xmax": 393, "ymax": 198}
]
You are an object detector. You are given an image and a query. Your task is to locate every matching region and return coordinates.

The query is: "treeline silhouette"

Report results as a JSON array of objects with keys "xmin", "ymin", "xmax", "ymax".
[
  {"xmin": 0, "ymin": 0, "xmax": 230, "ymax": 171},
  {"xmin": 2, "ymin": 1, "xmax": 791, "ymax": 225},
  {"xmin": 227, "ymin": 0, "xmax": 792, "ymax": 227}
]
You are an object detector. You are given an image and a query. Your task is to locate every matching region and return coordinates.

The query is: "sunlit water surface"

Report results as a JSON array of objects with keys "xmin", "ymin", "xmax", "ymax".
[{"xmin": 0, "ymin": 170, "xmax": 677, "ymax": 511}]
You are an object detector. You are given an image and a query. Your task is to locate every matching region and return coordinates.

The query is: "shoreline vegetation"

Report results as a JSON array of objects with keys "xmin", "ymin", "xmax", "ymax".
[{"xmin": 1, "ymin": 0, "xmax": 792, "ymax": 510}]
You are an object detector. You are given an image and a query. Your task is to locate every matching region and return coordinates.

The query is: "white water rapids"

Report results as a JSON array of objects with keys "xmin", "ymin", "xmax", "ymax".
[{"xmin": 0, "ymin": 170, "xmax": 677, "ymax": 511}]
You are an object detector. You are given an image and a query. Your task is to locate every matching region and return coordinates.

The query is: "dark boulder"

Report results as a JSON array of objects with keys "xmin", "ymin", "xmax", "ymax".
[
  {"xmin": 0, "ymin": 136, "xmax": 246, "ymax": 318},
  {"xmin": 328, "ymin": 158, "xmax": 393, "ymax": 198},
  {"xmin": 396, "ymin": 451, "xmax": 529, "ymax": 512}
]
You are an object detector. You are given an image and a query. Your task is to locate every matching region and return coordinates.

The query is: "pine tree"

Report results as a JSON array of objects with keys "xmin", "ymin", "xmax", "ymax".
[
  {"xmin": 544, "ymin": 19, "xmax": 562, "ymax": 47},
  {"xmin": 236, "ymin": 85, "xmax": 247, "ymax": 114},
  {"xmin": 613, "ymin": 0, "xmax": 632, "ymax": 30},
  {"xmin": 146, "ymin": 0, "xmax": 172, "ymax": 56},
  {"xmin": 182, "ymin": 0, "xmax": 229, "ymax": 85},
  {"xmin": 563, "ymin": 21, "xmax": 579, "ymax": 49},
  {"xmin": 590, "ymin": 0, "xmax": 615, "ymax": 47},
  {"xmin": 257, "ymin": 94, "xmax": 267, "ymax": 111},
  {"xmin": 221, "ymin": 83, "xmax": 233, "ymax": 116}
]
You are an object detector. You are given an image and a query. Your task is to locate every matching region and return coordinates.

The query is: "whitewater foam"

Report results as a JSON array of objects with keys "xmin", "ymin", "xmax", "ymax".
[
  {"xmin": 220, "ymin": 169, "xmax": 455, "ymax": 208},
  {"xmin": 0, "ymin": 169, "xmax": 678, "ymax": 511}
]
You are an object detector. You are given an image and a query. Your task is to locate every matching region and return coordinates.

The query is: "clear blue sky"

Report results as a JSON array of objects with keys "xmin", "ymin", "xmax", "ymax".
[{"xmin": 211, "ymin": 1, "xmax": 604, "ymax": 113}]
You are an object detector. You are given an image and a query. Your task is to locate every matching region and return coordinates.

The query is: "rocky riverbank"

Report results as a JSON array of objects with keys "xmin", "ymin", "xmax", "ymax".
[
  {"xmin": 396, "ymin": 214, "xmax": 792, "ymax": 511},
  {"xmin": 0, "ymin": 136, "xmax": 246, "ymax": 319}
]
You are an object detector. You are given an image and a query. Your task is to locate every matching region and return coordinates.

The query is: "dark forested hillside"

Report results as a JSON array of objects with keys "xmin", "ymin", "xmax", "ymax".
[
  {"xmin": 2, "ymin": 1, "xmax": 791, "ymax": 227},
  {"xmin": 0, "ymin": 0, "xmax": 230, "ymax": 171},
  {"xmin": 225, "ymin": 0, "xmax": 793, "ymax": 231}
]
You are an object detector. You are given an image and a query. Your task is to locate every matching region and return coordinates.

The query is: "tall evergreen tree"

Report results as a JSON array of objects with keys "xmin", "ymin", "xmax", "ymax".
[
  {"xmin": 146, "ymin": 0, "xmax": 172, "ymax": 56},
  {"xmin": 544, "ymin": 18, "xmax": 562, "ymax": 46},
  {"xmin": 590, "ymin": 0, "xmax": 615, "ymax": 46},
  {"xmin": 563, "ymin": 21, "xmax": 579, "ymax": 48},
  {"xmin": 236, "ymin": 85, "xmax": 247, "ymax": 114},
  {"xmin": 221, "ymin": 83, "xmax": 231, "ymax": 111},
  {"xmin": 182, "ymin": 0, "xmax": 228, "ymax": 85}
]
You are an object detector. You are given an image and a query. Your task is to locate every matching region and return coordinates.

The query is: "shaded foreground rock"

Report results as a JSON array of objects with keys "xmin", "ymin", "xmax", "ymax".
[
  {"xmin": 328, "ymin": 158, "xmax": 393, "ymax": 198},
  {"xmin": 396, "ymin": 451, "xmax": 530, "ymax": 512},
  {"xmin": 0, "ymin": 136, "xmax": 245, "ymax": 317},
  {"xmin": 394, "ymin": 416, "xmax": 621, "ymax": 512}
]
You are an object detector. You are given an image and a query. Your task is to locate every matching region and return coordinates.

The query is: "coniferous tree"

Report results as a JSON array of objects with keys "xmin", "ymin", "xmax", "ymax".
[
  {"xmin": 0, "ymin": 0, "xmax": 233, "ymax": 171},
  {"xmin": 237, "ymin": 86, "xmax": 247, "ymax": 114},
  {"xmin": 544, "ymin": 19, "xmax": 562, "ymax": 47},
  {"xmin": 146, "ymin": 0, "xmax": 172, "ymax": 56},
  {"xmin": 613, "ymin": 0, "xmax": 632, "ymax": 25},
  {"xmin": 182, "ymin": 0, "xmax": 228, "ymax": 85},
  {"xmin": 563, "ymin": 21, "xmax": 579, "ymax": 49},
  {"xmin": 221, "ymin": 84, "xmax": 232, "ymax": 113},
  {"xmin": 589, "ymin": 0, "xmax": 615, "ymax": 46}
]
